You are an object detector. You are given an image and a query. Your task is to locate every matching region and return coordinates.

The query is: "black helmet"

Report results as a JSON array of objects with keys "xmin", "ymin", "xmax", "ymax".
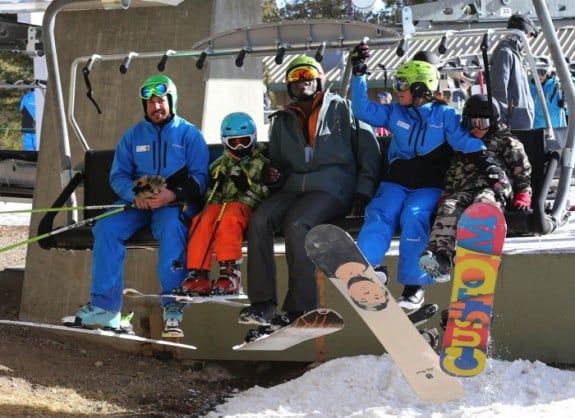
[
  {"xmin": 462, "ymin": 94, "xmax": 501, "ymax": 130},
  {"xmin": 507, "ymin": 14, "xmax": 538, "ymax": 38},
  {"xmin": 412, "ymin": 50, "xmax": 440, "ymax": 67}
]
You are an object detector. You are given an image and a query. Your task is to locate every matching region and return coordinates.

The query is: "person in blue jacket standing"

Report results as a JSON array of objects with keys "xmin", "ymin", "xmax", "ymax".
[
  {"xmin": 19, "ymin": 89, "xmax": 37, "ymax": 150},
  {"xmin": 64, "ymin": 75, "xmax": 209, "ymax": 338},
  {"xmin": 349, "ymin": 43, "xmax": 506, "ymax": 310},
  {"xmin": 529, "ymin": 58, "xmax": 567, "ymax": 129}
]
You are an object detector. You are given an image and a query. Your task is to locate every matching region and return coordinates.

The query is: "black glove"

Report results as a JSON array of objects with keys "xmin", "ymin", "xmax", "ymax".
[
  {"xmin": 262, "ymin": 164, "xmax": 281, "ymax": 185},
  {"xmin": 486, "ymin": 165, "xmax": 512, "ymax": 204},
  {"xmin": 350, "ymin": 42, "xmax": 370, "ymax": 76},
  {"xmin": 350, "ymin": 193, "xmax": 370, "ymax": 216},
  {"xmin": 230, "ymin": 171, "xmax": 250, "ymax": 192}
]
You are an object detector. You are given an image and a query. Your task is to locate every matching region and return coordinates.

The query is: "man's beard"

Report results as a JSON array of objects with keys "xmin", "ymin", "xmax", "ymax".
[{"xmin": 288, "ymin": 82, "xmax": 318, "ymax": 101}]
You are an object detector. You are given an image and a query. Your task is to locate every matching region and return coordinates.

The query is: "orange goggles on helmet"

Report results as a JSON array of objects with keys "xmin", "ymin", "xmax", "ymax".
[{"xmin": 286, "ymin": 66, "xmax": 320, "ymax": 83}]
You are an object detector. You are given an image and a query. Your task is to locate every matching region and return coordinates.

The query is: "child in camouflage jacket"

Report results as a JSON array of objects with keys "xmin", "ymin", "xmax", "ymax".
[
  {"xmin": 419, "ymin": 94, "xmax": 532, "ymax": 282},
  {"xmin": 176, "ymin": 112, "xmax": 270, "ymax": 296}
]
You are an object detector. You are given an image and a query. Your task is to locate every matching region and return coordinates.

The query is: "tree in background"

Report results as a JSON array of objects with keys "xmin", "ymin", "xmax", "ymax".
[
  {"xmin": 264, "ymin": 0, "xmax": 430, "ymax": 26},
  {"xmin": 0, "ymin": 14, "xmax": 35, "ymax": 151}
]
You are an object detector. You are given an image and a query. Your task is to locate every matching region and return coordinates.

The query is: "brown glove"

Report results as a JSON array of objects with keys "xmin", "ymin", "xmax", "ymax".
[{"xmin": 133, "ymin": 175, "xmax": 167, "ymax": 199}]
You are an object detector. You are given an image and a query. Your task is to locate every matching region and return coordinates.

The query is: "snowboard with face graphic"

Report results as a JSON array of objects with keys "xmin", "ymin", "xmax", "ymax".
[{"xmin": 305, "ymin": 224, "xmax": 464, "ymax": 404}]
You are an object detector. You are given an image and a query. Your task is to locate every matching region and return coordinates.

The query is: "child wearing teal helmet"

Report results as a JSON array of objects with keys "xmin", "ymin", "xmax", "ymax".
[{"xmin": 176, "ymin": 112, "xmax": 270, "ymax": 297}]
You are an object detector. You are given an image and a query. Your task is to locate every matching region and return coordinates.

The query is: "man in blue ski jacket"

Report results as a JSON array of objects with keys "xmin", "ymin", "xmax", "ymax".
[{"xmin": 65, "ymin": 74, "xmax": 209, "ymax": 338}]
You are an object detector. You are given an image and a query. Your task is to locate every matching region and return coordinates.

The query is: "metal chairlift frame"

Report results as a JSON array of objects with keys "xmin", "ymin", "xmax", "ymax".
[{"xmin": 42, "ymin": 0, "xmax": 573, "ymax": 236}]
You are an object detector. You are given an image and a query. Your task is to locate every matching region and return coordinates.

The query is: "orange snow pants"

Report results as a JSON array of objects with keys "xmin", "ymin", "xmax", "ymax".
[{"xmin": 186, "ymin": 202, "xmax": 251, "ymax": 270}]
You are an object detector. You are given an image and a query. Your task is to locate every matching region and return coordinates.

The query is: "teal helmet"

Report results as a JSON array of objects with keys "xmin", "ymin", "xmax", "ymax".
[
  {"xmin": 220, "ymin": 112, "xmax": 257, "ymax": 158},
  {"xmin": 139, "ymin": 74, "xmax": 178, "ymax": 118}
]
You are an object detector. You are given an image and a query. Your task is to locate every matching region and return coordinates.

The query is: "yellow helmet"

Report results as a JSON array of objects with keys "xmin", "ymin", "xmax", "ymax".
[{"xmin": 394, "ymin": 60, "xmax": 439, "ymax": 95}]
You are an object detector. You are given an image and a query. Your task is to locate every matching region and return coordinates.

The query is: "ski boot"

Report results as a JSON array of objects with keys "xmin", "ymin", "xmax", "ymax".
[
  {"xmin": 269, "ymin": 311, "xmax": 304, "ymax": 331},
  {"xmin": 373, "ymin": 265, "xmax": 388, "ymax": 286},
  {"xmin": 238, "ymin": 301, "xmax": 277, "ymax": 325},
  {"xmin": 163, "ymin": 303, "xmax": 184, "ymax": 338},
  {"xmin": 440, "ymin": 308, "xmax": 449, "ymax": 331},
  {"xmin": 244, "ymin": 325, "xmax": 274, "ymax": 343},
  {"xmin": 407, "ymin": 303, "xmax": 439, "ymax": 327},
  {"xmin": 398, "ymin": 285, "xmax": 425, "ymax": 310},
  {"xmin": 174, "ymin": 269, "xmax": 211, "ymax": 296},
  {"xmin": 419, "ymin": 328, "xmax": 440, "ymax": 349},
  {"xmin": 419, "ymin": 250, "xmax": 452, "ymax": 283},
  {"xmin": 63, "ymin": 303, "xmax": 135, "ymax": 334},
  {"xmin": 212, "ymin": 260, "xmax": 242, "ymax": 295}
]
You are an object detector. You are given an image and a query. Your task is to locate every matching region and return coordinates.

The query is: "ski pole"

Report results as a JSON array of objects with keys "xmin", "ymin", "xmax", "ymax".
[
  {"xmin": 198, "ymin": 201, "xmax": 228, "ymax": 269},
  {"xmin": 480, "ymin": 32, "xmax": 495, "ymax": 125},
  {"xmin": 0, "ymin": 204, "xmax": 133, "ymax": 254},
  {"xmin": 0, "ymin": 204, "xmax": 128, "ymax": 215},
  {"xmin": 187, "ymin": 178, "xmax": 221, "ymax": 242}
]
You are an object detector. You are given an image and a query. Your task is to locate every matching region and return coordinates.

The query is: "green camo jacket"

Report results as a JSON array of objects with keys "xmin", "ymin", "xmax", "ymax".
[{"xmin": 207, "ymin": 143, "xmax": 270, "ymax": 209}]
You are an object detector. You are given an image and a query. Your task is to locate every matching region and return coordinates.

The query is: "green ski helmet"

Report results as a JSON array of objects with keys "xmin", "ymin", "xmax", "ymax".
[
  {"xmin": 394, "ymin": 60, "xmax": 439, "ymax": 98},
  {"xmin": 285, "ymin": 55, "xmax": 325, "ymax": 99},
  {"xmin": 139, "ymin": 74, "xmax": 178, "ymax": 119}
]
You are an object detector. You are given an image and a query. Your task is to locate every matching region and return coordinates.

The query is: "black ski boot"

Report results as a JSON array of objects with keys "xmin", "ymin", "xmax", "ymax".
[
  {"xmin": 419, "ymin": 328, "xmax": 440, "ymax": 349},
  {"xmin": 244, "ymin": 325, "xmax": 273, "ymax": 343},
  {"xmin": 407, "ymin": 303, "xmax": 439, "ymax": 327}
]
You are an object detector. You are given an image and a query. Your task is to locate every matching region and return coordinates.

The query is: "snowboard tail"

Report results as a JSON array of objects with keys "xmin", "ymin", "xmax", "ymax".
[
  {"xmin": 233, "ymin": 308, "xmax": 344, "ymax": 351},
  {"xmin": 0, "ymin": 319, "xmax": 197, "ymax": 350},
  {"xmin": 440, "ymin": 202, "xmax": 506, "ymax": 377},
  {"xmin": 123, "ymin": 288, "xmax": 248, "ymax": 307},
  {"xmin": 305, "ymin": 224, "xmax": 464, "ymax": 404}
]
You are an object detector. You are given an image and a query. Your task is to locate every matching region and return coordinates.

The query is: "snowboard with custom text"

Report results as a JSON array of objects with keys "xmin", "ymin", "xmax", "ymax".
[
  {"xmin": 440, "ymin": 202, "xmax": 506, "ymax": 377},
  {"xmin": 305, "ymin": 224, "xmax": 465, "ymax": 403}
]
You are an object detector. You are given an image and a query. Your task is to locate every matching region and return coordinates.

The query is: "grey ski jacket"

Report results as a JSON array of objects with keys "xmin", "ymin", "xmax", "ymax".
[{"xmin": 267, "ymin": 90, "xmax": 381, "ymax": 206}]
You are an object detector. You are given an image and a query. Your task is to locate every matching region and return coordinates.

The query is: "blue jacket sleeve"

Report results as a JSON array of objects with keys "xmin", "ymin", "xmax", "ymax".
[
  {"xmin": 181, "ymin": 126, "xmax": 209, "ymax": 204},
  {"xmin": 442, "ymin": 106, "xmax": 486, "ymax": 153},
  {"xmin": 351, "ymin": 75, "xmax": 391, "ymax": 128},
  {"xmin": 110, "ymin": 130, "xmax": 137, "ymax": 203}
]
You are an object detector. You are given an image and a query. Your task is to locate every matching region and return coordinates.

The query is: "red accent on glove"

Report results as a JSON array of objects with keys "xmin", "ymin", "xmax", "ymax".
[
  {"xmin": 513, "ymin": 192, "xmax": 531, "ymax": 210},
  {"xmin": 436, "ymin": 195, "xmax": 447, "ymax": 209}
]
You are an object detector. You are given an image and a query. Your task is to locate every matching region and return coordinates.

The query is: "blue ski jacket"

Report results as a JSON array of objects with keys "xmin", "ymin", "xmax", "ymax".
[
  {"xmin": 351, "ymin": 75, "xmax": 486, "ymax": 189},
  {"xmin": 110, "ymin": 115, "xmax": 209, "ymax": 204},
  {"xmin": 529, "ymin": 75, "xmax": 567, "ymax": 129}
]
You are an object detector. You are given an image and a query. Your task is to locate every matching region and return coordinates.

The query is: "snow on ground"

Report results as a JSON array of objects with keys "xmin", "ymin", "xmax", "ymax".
[
  {"xmin": 3, "ymin": 201, "xmax": 575, "ymax": 417},
  {"xmin": 0, "ymin": 201, "xmax": 31, "ymax": 226},
  {"xmin": 210, "ymin": 356, "xmax": 575, "ymax": 417}
]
